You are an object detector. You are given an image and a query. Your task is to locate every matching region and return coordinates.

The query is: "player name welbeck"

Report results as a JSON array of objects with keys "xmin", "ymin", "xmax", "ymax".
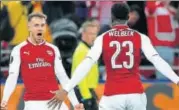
[{"xmin": 109, "ymin": 30, "xmax": 134, "ymax": 37}]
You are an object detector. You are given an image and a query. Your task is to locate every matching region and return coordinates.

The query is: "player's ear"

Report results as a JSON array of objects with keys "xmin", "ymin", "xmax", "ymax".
[
  {"xmin": 111, "ymin": 15, "xmax": 115, "ymax": 23},
  {"xmin": 27, "ymin": 22, "xmax": 31, "ymax": 32},
  {"xmin": 127, "ymin": 14, "xmax": 129, "ymax": 20}
]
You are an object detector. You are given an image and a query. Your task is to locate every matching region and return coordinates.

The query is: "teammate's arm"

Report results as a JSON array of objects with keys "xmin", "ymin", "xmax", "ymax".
[
  {"xmin": 48, "ymin": 35, "xmax": 103, "ymax": 108},
  {"xmin": 1, "ymin": 47, "xmax": 21, "ymax": 109},
  {"xmin": 140, "ymin": 33, "xmax": 179, "ymax": 85},
  {"xmin": 72, "ymin": 49, "xmax": 93, "ymax": 100},
  {"xmin": 53, "ymin": 47, "xmax": 79, "ymax": 107},
  {"xmin": 63, "ymin": 35, "xmax": 103, "ymax": 93}
]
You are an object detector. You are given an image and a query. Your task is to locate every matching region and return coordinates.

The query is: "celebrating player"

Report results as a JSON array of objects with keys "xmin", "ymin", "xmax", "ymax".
[
  {"xmin": 0, "ymin": 12, "xmax": 84, "ymax": 110},
  {"xmin": 47, "ymin": 3, "xmax": 179, "ymax": 110}
]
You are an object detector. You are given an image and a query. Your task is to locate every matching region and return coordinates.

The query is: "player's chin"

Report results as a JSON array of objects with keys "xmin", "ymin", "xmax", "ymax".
[
  {"xmin": 36, "ymin": 35, "xmax": 44, "ymax": 41},
  {"xmin": 35, "ymin": 37, "xmax": 43, "ymax": 43}
]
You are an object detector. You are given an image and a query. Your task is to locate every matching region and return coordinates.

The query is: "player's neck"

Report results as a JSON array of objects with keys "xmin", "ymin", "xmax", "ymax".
[
  {"xmin": 81, "ymin": 37, "xmax": 91, "ymax": 47},
  {"xmin": 112, "ymin": 20, "xmax": 127, "ymax": 27},
  {"xmin": 28, "ymin": 36, "xmax": 44, "ymax": 45}
]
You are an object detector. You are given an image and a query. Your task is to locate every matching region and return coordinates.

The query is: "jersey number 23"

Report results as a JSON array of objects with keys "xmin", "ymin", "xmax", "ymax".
[{"xmin": 109, "ymin": 41, "xmax": 134, "ymax": 69}]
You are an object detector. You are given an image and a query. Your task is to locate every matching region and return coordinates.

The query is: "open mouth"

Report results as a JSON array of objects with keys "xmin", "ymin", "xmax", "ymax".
[{"xmin": 37, "ymin": 33, "xmax": 42, "ymax": 36}]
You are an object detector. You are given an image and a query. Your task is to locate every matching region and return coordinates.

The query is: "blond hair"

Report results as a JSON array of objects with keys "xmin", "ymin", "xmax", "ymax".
[{"xmin": 28, "ymin": 12, "xmax": 47, "ymax": 22}]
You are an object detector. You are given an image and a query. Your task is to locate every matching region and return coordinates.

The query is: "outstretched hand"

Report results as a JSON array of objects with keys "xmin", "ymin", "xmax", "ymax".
[
  {"xmin": 47, "ymin": 89, "xmax": 68, "ymax": 110},
  {"xmin": 74, "ymin": 103, "xmax": 85, "ymax": 110},
  {"xmin": 0, "ymin": 101, "xmax": 8, "ymax": 110}
]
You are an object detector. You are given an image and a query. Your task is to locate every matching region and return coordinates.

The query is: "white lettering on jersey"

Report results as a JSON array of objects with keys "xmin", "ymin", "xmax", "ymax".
[
  {"xmin": 109, "ymin": 30, "xmax": 134, "ymax": 37},
  {"xmin": 28, "ymin": 58, "xmax": 52, "ymax": 69},
  {"xmin": 110, "ymin": 40, "xmax": 134, "ymax": 69}
]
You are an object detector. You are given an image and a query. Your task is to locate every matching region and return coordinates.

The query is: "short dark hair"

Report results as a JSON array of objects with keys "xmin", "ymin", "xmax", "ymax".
[
  {"xmin": 28, "ymin": 12, "xmax": 47, "ymax": 22},
  {"xmin": 111, "ymin": 3, "xmax": 130, "ymax": 20},
  {"xmin": 130, "ymin": 5, "xmax": 141, "ymax": 13}
]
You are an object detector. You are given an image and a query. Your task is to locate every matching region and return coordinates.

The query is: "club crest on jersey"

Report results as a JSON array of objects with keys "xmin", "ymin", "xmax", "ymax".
[{"xmin": 47, "ymin": 50, "xmax": 53, "ymax": 56}]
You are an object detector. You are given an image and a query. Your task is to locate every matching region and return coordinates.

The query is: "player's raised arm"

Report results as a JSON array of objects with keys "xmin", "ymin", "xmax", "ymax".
[
  {"xmin": 50, "ymin": 46, "xmax": 79, "ymax": 108},
  {"xmin": 1, "ymin": 46, "xmax": 21, "ymax": 109},
  {"xmin": 140, "ymin": 33, "xmax": 179, "ymax": 85}
]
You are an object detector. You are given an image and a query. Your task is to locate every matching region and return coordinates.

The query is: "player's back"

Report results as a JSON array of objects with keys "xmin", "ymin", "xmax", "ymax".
[{"xmin": 102, "ymin": 25, "xmax": 144, "ymax": 95}]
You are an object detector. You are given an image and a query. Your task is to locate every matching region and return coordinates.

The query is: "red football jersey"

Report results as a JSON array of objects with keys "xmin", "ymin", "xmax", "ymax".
[
  {"xmin": 65, "ymin": 24, "xmax": 178, "ymax": 97},
  {"xmin": 13, "ymin": 40, "xmax": 60, "ymax": 100},
  {"xmin": 102, "ymin": 25, "xmax": 143, "ymax": 95}
]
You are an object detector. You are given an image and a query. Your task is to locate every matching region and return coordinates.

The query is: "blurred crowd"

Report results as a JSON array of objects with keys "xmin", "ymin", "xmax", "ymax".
[{"xmin": 0, "ymin": 1, "xmax": 179, "ymax": 81}]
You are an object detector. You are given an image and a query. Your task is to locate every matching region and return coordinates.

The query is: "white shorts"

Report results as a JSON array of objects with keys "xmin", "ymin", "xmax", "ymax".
[
  {"xmin": 24, "ymin": 100, "xmax": 69, "ymax": 110},
  {"xmin": 99, "ymin": 93, "xmax": 147, "ymax": 110}
]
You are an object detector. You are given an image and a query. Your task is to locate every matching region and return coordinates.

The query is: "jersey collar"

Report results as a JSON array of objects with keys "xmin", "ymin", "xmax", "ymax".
[
  {"xmin": 27, "ymin": 37, "xmax": 46, "ymax": 46},
  {"xmin": 112, "ymin": 25, "xmax": 129, "ymax": 29},
  {"xmin": 81, "ymin": 40, "xmax": 91, "ymax": 48}
]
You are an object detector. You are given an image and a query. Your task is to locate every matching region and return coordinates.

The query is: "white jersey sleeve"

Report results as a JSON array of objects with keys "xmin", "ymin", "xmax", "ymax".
[
  {"xmin": 53, "ymin": 46, "xmax": 79, "ymax": 106},
  {"xmin": 86, "ymin": 35, "xmax": 103, "ymax": 62},
  {"xmin": 140, "ymin": 33, "xmax": 159, "ymax": 59},
  {"xmin": 2, "ymin": 46, "xmax": 21, "ymax": 102},
  {"xmin": 140, "ymin": 33, "xmax": 179, "ymax": 84},
  {"xmin": 63, "ymin": 35, "xmax": 103, "ymax": 92}
]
